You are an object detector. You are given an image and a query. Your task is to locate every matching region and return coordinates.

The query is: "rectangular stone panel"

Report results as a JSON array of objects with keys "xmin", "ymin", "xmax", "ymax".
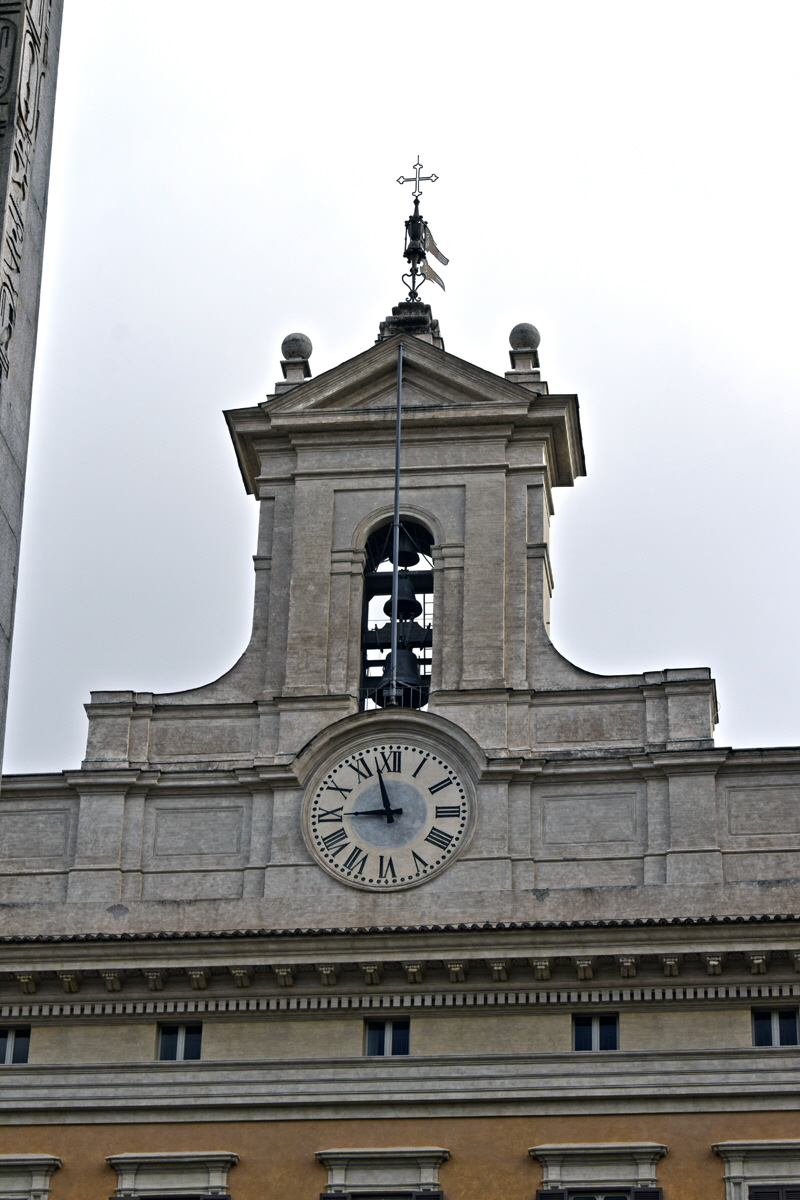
[
  {"xmin": 533, "ymin": 701, "xmax": 645, "ymax": 746},
  {"xmin": 142, "ymin": 871, "xmax": 245, "ymax": 901},
  {"xmin": 727, "ymin": 785, "xmax": 800, "ymax": 835},
  {"xmin": 153, "ymin": 806, "xmax": 244, "ymax": 857},
  {"xmin": 0, "ymin": 808, "xmax": 70, "ymax": 858},
  {"xmin": 148, "ymin": 715, "xmax": 256, "ymax": 758},
  {"xmin": 543, "ymin": 793, "xmax": 637, "ymax": 844},
  {"xmin": 535, "ymin": 856, "xmax": 643, "ymax": 888},
  {"xmin": 723, "ymin": 849, "xmax": 800, "ymax": 881},
  {"xmin": 0, "ymin": 873, "xmax": 68, "ymax": 902}
]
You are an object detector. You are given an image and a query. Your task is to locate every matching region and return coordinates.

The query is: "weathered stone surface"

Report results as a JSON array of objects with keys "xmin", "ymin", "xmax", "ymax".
[{"xmin": 0, "ymin": 0, "xmax": 63, "ymax": 769}]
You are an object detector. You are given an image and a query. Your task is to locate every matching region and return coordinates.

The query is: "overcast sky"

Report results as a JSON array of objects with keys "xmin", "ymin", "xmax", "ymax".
[{"xmin": 4, "ymin": 0, "xmax": 800, "ymax": 773}]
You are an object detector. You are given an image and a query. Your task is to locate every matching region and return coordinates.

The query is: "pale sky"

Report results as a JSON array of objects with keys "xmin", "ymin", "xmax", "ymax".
[{"xmin": 5, "ymin": 0, "xmax": 800, "ymax": 772}]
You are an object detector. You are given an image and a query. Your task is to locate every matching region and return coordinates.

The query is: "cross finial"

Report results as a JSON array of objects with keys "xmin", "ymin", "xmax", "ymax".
[{"xmin": 397, "ymin": 156, "xmax": 438, "ymax": 200}]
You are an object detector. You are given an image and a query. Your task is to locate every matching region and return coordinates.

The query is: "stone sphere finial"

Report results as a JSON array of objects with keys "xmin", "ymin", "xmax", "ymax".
[
  {"xmin": 281, "ymin": 332, "xmax": 313, "ymax": 360},
  {"xmin": 509, "ymin": 322, "xmax": 540, "ymax": 351}
]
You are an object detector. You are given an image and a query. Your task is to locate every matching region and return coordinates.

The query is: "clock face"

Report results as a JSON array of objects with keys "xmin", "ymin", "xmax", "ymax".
[{"xmin": 303, "ymin": 741, "xmax": 473, "ymax": 891}]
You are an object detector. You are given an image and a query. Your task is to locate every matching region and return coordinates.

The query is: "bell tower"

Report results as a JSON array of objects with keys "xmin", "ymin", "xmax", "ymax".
[
  {"xmin": 84, "ymin": 306, "xmax": 716, "ymax": 770},
  {"xmin": 73, "ymin": 163, "xmax": 722, "ymax": 918},
  {"xmin": 218, "ymin": 314, "xmax": 594, "ymax": 759}
]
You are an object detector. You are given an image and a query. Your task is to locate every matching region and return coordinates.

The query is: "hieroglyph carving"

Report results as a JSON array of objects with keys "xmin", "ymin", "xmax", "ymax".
[{"xmin": 0, "ymin": 0, "xmax": 52, "ymax": 374}]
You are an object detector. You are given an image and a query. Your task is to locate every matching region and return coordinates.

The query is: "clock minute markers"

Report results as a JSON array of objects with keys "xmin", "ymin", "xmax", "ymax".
[{"xmin": 411, "ymin": 754, "xmax": 429, "ymax": 778}]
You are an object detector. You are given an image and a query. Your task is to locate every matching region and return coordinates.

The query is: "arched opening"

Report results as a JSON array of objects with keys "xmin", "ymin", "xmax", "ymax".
[{"xmin": 360, "ymin": 518, "xmax": 434, "ymax": 710}]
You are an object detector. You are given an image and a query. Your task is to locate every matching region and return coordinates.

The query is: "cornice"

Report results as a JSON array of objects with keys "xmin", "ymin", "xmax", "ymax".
[
  {"xmin": 3, "ymin": 1047, "xmax": 800, "ymax": 1123},
  {"xmin": 0, "ymin": 912, "xmax": 797, "ymax": 945}
]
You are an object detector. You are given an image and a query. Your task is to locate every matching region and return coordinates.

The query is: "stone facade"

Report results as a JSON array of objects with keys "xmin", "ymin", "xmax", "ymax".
[
  {"xmin": 0, "ymin": 0, "xmax": 62, "ymax": 767},
  {"xmin": 0, "ymin": 314, "xmax": 798, "ymax": 1199}
]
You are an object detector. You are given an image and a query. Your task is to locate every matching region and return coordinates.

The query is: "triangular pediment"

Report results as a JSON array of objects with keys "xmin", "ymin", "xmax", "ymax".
[
  {"xmin": 262, "ymin": 333, "xmax": 531, "ymax": 415},
  {"xmin": 225, "ymin": 329, "xmax": 584, "ymax": 494}
]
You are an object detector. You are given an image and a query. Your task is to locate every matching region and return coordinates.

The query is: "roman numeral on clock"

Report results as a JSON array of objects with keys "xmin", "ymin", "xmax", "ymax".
[
  {"xmin": 325, "ymin": 781, "xmax": 352, "ymax": 799},
  {"xmin": 350, "ymin": 757, "xmax": 372, "ymax": 781},
  {"xmin": 435, "ymin": 805, "xmax": 461, "ymax": 819},
  {"xmin": 322, "ymin": 828, "xmax": 348, "ymax": 853},
  {"xmin": 411, "ymin": 755, "xmax": 429, "ymax": 778},
  {"xmin": 424, "ymin": 826, "xmax": 453, "ymax": 851},
  {"xmin": 375, "ymin": 750, "xmax": 401, "ymax": 773},
  {"xmin": 428, "ymin": 777, "xmax": 453, "ymax": 794},
  {"xmin": 378, "ymin": 855, "xmax": 396, "ymax": 879},
  {"xmin": 412, "ymin": 850, "xmax": 429, "ymax": 871},
  {"xmin": 317, "ymin": 805, "xmax": 343, "ymax": 822},
  {"xmin": 344, "ymin": 845, "xmax": 368, "ymax": 873}
]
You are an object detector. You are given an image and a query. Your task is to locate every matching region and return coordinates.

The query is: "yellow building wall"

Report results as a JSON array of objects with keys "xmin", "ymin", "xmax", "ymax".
[{"xmin": 5, "ymin": 1112, "xmax": 800, "ymax": 1200}]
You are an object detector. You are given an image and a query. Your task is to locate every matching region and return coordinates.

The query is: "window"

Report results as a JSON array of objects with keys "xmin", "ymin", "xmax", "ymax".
[
  {"xmin": 365, "ymin": 1018, "xmax": 410, "ymax": 1056},
  {"xmin": 360, "ymin": 519, "xmax": 434, "ymax": 711},
  {"xmin": 715, "ymin": 1138, "xmax": 800, "ymax": 1200},
  {"xmin": 535, "ymin": 1192, "xmax": 662, "ymax": 1199},
  {"xmin": 0, "ymin": 1026, "xmax": 30, "ymax": 1063},
  {"xmin": 107, "ymin": 1151, "xmax": 238, "ymax": 1197},
  {"xmin": 753, "ymin": 1010, "xmax": 798, "ymax": 1047},
  {"xmin": 316, "ymin": 1146, "xmax": 449, "ymax": 1195},
  {"xmin": 158, "ymin": 1022, "xmax": 202, "ymax": 1060},
  {"xmin": 530, "ymin": 1142, "xmax": 666, "ymax": 1198},
  {"xmin": 573, "ymin": 1013, "xmax": 619, "ymax": 1051},
  {"xmin": 749, "ymin": 1189, "xmax": 800, "ymax": 1199}
]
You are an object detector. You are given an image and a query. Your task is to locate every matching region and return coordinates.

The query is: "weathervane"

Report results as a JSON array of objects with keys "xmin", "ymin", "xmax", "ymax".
[{"xmin": 397, "ymin": 156, "xmax": 449, "ymax": 301}]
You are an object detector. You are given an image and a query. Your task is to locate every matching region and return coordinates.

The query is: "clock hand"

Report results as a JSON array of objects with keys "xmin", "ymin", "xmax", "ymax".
[
  {"xmin": 376, "ymin": 767, "xmax": 395, "ymax": 824},
  {"xmin": 349, "ymin": 807, "xmax": 404, "ymax": 816}
]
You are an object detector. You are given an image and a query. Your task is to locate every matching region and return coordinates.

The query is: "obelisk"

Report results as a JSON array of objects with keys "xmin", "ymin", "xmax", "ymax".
[{"xmin": 0, "ymin": 0, "xmax": 63, "ymax": 771}]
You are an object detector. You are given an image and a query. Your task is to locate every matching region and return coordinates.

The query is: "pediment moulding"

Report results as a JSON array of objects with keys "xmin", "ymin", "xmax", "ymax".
[
  {"xmin": 713, "ymin": 1141, "xmax": 800, "ymax": 1200},
  {"xmin": 0, "ymin": 1157, "xmax": 62, "ymax": 1200},
  {"xmin": 529, "ymin": 1142, "xmax": 667, "ymax": 1190},
  {"xmin": 106, "ymin": 1152, "xmax": 238, "ymax": 1197},
  {"xmin": 225, "ymin": 333, "xmax": 584, "ymax": 497},
  {"xmin": 316, "ymin": 1147, "xmax": 449, "ymax": 1194}
]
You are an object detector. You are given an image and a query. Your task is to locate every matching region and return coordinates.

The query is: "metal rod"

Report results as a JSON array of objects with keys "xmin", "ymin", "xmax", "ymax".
[{"xmin": 388, "ymin": 342, "xmax": 403, "ymax": 704}]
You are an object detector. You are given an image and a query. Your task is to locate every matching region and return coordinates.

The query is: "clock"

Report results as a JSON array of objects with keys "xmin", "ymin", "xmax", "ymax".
[{"xmin": 302, "ymin": 739, "xmax": 474, "ymax": 891}]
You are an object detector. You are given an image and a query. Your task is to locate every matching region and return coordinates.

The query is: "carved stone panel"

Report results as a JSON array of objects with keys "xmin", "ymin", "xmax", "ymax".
[{"xmin": 532, "ymin": 699, "xmax": 646, "ymax": 748}]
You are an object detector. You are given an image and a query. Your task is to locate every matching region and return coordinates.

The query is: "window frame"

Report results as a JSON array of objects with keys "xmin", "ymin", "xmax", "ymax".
[
  {"xmin": 752, "ymin": 1008, "xmax": 799, "ymax": 1047},
  {"xmin": 748, "ymin": 1188, "xmax": 800, "ymax": 1199},
  {"xmin": 572, "ymin": 1012, "xmax": 619, "ymax": 1051},
  {"xmin": 0, "ymin": 1025, "xmax": 30, "ymax": 1063},
  {"xmin": 157, "ymin": 1022, "xmax": 203, "ymax": 1061},
  {"xmin": 714, "ymin": 1138, "xmax": 800, "ymax": 1200},
  {"xmin": 364, "ymin": 1018, "xmax": 411, "ymax": 1057},
  {"xmin": 534, "ymin": 1191, "xmax": 662, "ymax": 1199}
]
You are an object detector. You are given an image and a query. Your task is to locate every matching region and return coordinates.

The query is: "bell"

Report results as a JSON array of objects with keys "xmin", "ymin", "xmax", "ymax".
[
  {"xmin": 383, "ymin": 572, "xmax": 422, "ymax": 620},
  {"xmin": 375, "ymin": 648, "xmax": 429, "ymax": 709},
  {"xmin": 388, "ymin": 530, "xmax": 420, "ymax": 568}
]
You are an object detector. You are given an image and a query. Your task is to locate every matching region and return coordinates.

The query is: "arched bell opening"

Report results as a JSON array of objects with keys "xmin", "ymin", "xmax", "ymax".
[{"xmin": 360, "ymin": 518, "xmax": 434, "ymax": 711}]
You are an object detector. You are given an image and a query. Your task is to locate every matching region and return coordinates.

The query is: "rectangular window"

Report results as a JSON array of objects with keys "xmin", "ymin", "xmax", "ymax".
[
  {"xmin": 0, "ymin": 1027, "xmax": 30, "ymax": 1064},
  {"xmin": 535, "ymin": 1190, "xmax": 662, "ymax": 1199},
  {"xmin": 158, "ymin": 1022, "xmax": 202, "ymax": 1061},
  {"xmin": 749, "ymin": 1188, "xmax": 800, "ymax": 1199},
  {"xmin": 365, "ymin": 1019, "xmax": 410, "ymax": 1056},
  {"xmin": 573, "ymin": 1013, "xmax": 619, "ymax": 1051},
  {"xmin": 752, "ymin": 1009, "xmax": 799, "ymax": 1047}
]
